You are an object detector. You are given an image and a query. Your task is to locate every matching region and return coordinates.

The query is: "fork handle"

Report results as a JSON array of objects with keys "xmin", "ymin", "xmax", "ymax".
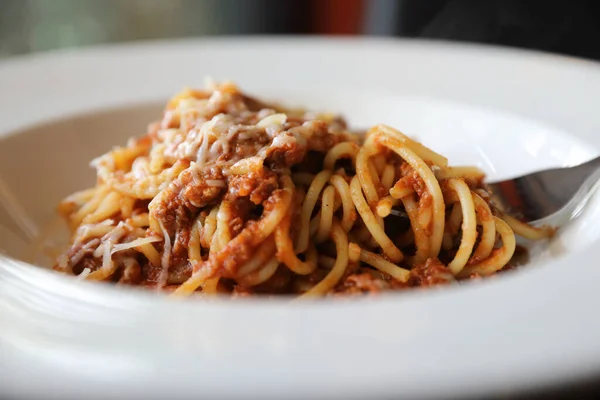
[
  {"xmin": 578, "ymin": 155, "xmax": 600, "ymax": 172},
  {"xmin": 490, "ymin": 155, "xmax": 600, "ymax": 223},
  {"xmin": 564, "ymin": 155, "xmax": 600, "ymax": 190}
]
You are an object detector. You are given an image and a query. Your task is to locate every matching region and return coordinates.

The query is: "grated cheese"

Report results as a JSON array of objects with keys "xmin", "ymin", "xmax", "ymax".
[
  {"xmin": 111, "ymin": 236, "xmax": 162, "ymax": 255},
  {"xmin": 257, "ymin": 113, "xmax": 287, "ymax": 128}
]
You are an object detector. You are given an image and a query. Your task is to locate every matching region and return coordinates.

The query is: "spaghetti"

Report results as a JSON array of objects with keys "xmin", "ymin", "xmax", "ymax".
[{"xmin": 54, "ymin": 81, "xmax": 555, "ymax": 296}]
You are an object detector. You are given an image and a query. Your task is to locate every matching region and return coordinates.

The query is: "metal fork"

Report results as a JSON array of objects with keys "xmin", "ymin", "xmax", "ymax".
[{"xmin": 487, "ymin": 156, "xmax": 600, "ymax": 224}]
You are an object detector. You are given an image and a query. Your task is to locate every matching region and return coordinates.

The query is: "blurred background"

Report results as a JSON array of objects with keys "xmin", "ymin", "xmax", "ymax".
[{"xmin": 2, "ymin": 0, "xmax": 600, "ymax": 60}]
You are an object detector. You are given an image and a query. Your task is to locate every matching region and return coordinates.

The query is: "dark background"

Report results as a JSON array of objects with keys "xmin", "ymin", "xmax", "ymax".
[
  {"xmin": 1, "ymin": 0, "xmax": 599, "ymax": 398},
  {"xmin": 2, "ymin": 0, "xmax": 600, "ymax": 61}
]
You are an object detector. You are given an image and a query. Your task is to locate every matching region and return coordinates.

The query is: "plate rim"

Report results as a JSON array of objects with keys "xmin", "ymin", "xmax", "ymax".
[{"xmin": 2, "ymin": 37, "xmax": 600, "ymax": 399}]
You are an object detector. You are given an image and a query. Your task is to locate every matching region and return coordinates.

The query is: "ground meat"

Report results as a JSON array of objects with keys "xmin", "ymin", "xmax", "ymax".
[
  {"xmin": 151, "ymin": 164, "xmax": 225, "ymax": 236},
  {"xmin": 409, "ymin": 258, "xmax": 455, "ymax": 286},
  {"xmin": 227, "ymin": 168, "xmax": 279, "ymax": 205},
  {"xmin": 143, "ymin": 259, "xmax": 162, "ymax": 283},
  {"xmin": 303, "ymin": 120, "xmax": 342, "ymax": 153},
  {"xmin": 162, "ymin": 227, "xmax": 193, "ymax": 284},
  {"xmin": 227, "ymin": 198, "xmax": 253, "ymax": 237},
  {"xmin": 400, "ymin": 162, "xmax": 428, "ymax": 196},
  {"xmin": 335, "ymin": 268, "xmax": 406, "ymax": 295},
  {"xmin": 265, "ymin": 132, "xmax": 307, "ymax": 169},
  {"xmin": 119, "ymin": 261, "xmax": 142, "ymax": 285},
  {"xmin": 335, "ymin": 272, "xmax": 393, "ymax": 294},
  {"xmin": 228, "ymin": 139, "xmax": 270, "ymax": 162},
  {"xmin": 184, "ymin": 166, "xmax": 225, "ymax": 207},
  {"xmin": 72, "ymin": 255, "xmax": 102, "ymax": 275},
  {"xmin": 171, "ymin": 226, "xmax": 191, "ymax": 257},
  {"xmin": 199, "ymin": 186, "xmax": 287, "ymax": 278},
  {"xmin": 253, "ymin": 266, "xmax": 292, "ymax": 294},
  {"xmin": 210, "ymin": 227, "xmax": 256, "ymax": 276},
  {"xmin": 167, "ymin": 263, "xmax": 192, "ymax": 285}
]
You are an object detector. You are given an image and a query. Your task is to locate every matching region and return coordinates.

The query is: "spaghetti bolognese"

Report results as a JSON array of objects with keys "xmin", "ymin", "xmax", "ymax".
[{"xmin": 54, "ymin": 81, "xmax": 554, "ymax": 296}]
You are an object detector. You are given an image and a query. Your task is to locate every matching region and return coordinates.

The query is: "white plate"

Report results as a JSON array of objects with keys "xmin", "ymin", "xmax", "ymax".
[{"xmin": 2, "ymin": 38, "xmax": 600, "ymax": 400}]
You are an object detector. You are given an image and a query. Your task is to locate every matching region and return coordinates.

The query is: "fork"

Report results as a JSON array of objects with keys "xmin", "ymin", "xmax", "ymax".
[{"xmin": 486, "ymin": 156, "xmax": 600, "ymax": 224}]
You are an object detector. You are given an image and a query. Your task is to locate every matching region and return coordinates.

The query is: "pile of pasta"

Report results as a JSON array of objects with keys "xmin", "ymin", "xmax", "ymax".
[{"xmin": 55, "ymin": 81, "xmax": 553, "ymax": 297}]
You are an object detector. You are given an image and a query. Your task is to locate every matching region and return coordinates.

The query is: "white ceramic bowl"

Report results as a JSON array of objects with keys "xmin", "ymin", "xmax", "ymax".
[{"xmin": 2, "ymin": 38, "xmax": 600, "ymax": 400}]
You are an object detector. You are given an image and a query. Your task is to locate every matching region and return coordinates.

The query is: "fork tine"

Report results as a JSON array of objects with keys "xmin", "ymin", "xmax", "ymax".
[{"xmin": 487, "ymin": 156, "xmax": 600, "ymax": 223}]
